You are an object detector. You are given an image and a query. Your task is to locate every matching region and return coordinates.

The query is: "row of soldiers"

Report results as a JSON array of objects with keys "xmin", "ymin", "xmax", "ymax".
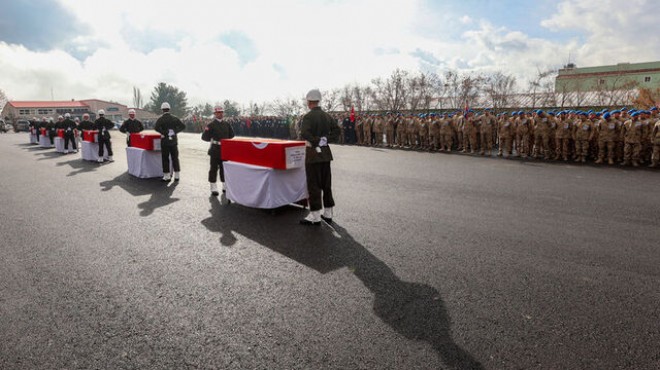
[
  {"xmin": 336, "ymin": 108, "xmax": 660, "ymax": 167},
  {"xmin": 225, "ymin": 116, "xmax": 294, "ymax": 139}
]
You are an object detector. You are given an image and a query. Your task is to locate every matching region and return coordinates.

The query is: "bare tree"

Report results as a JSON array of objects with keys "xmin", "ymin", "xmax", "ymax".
[
  {"xmin": 321, "ymin": 88, "xmax": 342, "ymax": 112},
  {"xmin": 444, "ymin": 70, "xmax": 483, "ymax": 110},
  {"xmin": 339, "ymin": 84, "xmax": 354, "ymax": 112},
  {"xmin": 271, "ymin": 97, "xmax": 305, "ymax": 117},
  {"xmin": 132, "ymin": 86, "xmax": 143, "ymax": 109},
  {"xmin": 484, "ymin": 71, "xmax": 517, "ymax": 110},
  {"xmin": 371, "ymin": 69, "xmax": 410, "ymax": 112},
  {"xmin": 527, "ymin": 68, "xmax": 556, "ymax": 109},
  {"xmin": 406, "ymin": 71, "xmax": 440, "ymax": 113}
]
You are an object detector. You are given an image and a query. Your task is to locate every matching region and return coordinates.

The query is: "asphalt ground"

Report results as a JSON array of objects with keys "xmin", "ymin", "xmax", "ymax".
[{"xmin": 0, "ymin": 130, "xmax": 659, "ymax": 369}]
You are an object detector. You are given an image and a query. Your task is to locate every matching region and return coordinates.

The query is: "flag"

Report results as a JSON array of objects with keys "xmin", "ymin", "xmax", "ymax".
[{"xmin": 350, "ymin": 106, "xmax": 355, "ymax": 123}]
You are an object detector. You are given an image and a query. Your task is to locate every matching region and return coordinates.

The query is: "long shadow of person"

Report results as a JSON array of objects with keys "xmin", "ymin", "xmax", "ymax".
[
  {"xmin": 201, "ymin": 199, "xmax": 483, "ymax": 369},
  {"xmin": 55, "ymin": 157, "xmax": 98, "ymax": 177},
  {"xmin": 100, "ymin": 173, "xmax": 179, "ymax": 217}
]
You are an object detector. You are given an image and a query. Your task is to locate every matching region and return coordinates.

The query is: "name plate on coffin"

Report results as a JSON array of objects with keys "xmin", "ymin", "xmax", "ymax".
[
  {"xmin": 221, "ymin": 138, "xmax": 306, "ymax": 170},
  {"xmin": 130, "ymin": 132, "xmax": 162, "ymax": 151}
]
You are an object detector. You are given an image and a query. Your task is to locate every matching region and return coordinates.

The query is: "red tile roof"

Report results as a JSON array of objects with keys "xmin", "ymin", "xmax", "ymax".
[{"xmin": 8, "ymin": 101, "xmax": 90, "ymax": 108}]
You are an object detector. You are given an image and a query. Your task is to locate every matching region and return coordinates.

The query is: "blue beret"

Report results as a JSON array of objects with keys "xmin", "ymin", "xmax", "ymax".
[
  {"xmin": 631, "ymin": 112, "xmax": 640, "ymax": 117},
  {"xmin": 603, "ymin": 112, "xmax": 611, "ymax": 119}
]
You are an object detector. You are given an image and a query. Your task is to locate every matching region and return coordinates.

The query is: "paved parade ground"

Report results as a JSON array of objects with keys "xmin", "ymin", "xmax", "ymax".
[{"xmin": 0, "ymin": 131, "xmax": 659, "ymax": 369}]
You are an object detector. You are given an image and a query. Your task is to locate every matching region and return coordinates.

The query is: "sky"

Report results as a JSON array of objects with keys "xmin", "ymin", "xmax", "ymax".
[{"xmin": 1, "ymin": 0, "xmax": 659, "ymax": 108}]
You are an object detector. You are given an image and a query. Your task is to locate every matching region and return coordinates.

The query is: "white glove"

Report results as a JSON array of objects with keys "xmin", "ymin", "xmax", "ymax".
[
  {"xmin": 168, "ymin": 129, "xmax": 175, "ymax": 137},
  {"xmin": 319, "ymin": 136, "xmax": 328, "ymax": 147}
]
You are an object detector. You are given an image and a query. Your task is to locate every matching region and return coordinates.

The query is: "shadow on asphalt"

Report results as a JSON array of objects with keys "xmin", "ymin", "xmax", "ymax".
[
  {"xmin": 201, "ymin": 198, "xmax": 483, "ymax": 370},
  {"xmin": 100, "ymin": 173, "xmax": 179, "ymax": 217},
  {"xmin": 55, "ymin": 157, "xmax": 98, "ymax": 177}
]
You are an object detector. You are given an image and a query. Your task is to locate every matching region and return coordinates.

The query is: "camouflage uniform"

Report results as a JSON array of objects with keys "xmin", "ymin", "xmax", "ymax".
[
  {"xmin": 573, "ymin": 115, "xmax": 594, "ymax": 163},
  {"xmin": 480, "ymin": 113, "xmax": 496, "ymax": 156},
  {"xmin": 497, "ymin": 114, "xmax": 514, "ymax": 157},
  {"xmin": 622, "ymin": 115, "xmax": 644, "ymax": 166}
]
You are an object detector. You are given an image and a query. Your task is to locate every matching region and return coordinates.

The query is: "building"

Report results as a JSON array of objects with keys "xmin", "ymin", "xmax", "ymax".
[
  {"xmin": 555, "ymin": 61, "xmax": 660, "ymax": 93},
  {"xmin": 2, "ymin": 99, "xmax": 157, "ymax": 124}
]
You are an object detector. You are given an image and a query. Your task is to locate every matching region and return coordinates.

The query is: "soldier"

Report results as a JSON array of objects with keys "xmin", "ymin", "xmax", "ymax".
[
  {"xmin": 385, "ymin": 114, "xmax": 395, "ymax": 148},
  {"xmin": 429, "ymin": 114, "xmax": 440, "ymax": 151},
  {"xmin": 515, "ymin": 112, "xmax": 532, "ymax": 158},
  {"xmin": 418, "ymin": 115, "xmax": 429, "ymax": 150},
  {"xmin": 373, "ymin": 115, "xmax": 384, "ymax": 146},
  {"xmin": 78, "ymin": 113, "xmax": 95, "ymax": 132},
  {"xmin": 650, "ymin": 113, "xmax": 660, "ymax": 168},
  {"xmin": 95, "ymin": 110, "xmax": 114, "ymax": 163},
  {"xmin": 573, "ymin": 112, "xmax": 594, "ymax": 163},
  {"xmin": 480, "ymin": 110, "xmax": 496, "ymax": 156},
  {"xmin": 497, "ymin": 113, "xmax": 514, "ymax": 157},
  {"xmin": 614, "ymin": 110, "xmax": 627, "ymax": 163},
  {"xmin": 554, "ymin": 112, "xmax": 571, "ymax": 161},
  {"xmin": 595, "ymin": 112, "xmax": 618, "ymax": 165},
  {"xmin": 622, "ymin": 111, "xmax": 644, "ymax": 167},
  {"xmin": 640, "ymin": 110, "xmax": 653, "ymax": 164},
  {"xmin": 362, "ymin": 115, "xmax": 372, "ymax": 146},
  {"xmin": 202, "ymin": 106, "xmax": 235, "ymax": 196},
  {"xmin": 61, "ymin": 113, "xmax": 78, "ymax": 154},
  {"xmin": 299, "ymin": 89, "xmax": 341, "ymax": 226},
  {"xmin": 119, "ymin": 109, "xmax": 144, "ymax": 147},
  {"xmin": 532, "ymin": 110, "xmax": 552, "ymax": 160},
  {"xmin": 355, "ymin": 115, "xmax": 363, "ymax": 145},
  {"xmin": 396, "ymin": 115, "xmax": 407, "ymax": 147},
  {"xmin": 154, "ymin": 102, "xmax": 186, "ymax": 181}
]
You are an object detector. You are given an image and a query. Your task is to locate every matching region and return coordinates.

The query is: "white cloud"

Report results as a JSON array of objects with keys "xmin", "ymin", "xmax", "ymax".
[{"xmin": 1, "ymin": 0, "xmax": 659, "ymax": 109}]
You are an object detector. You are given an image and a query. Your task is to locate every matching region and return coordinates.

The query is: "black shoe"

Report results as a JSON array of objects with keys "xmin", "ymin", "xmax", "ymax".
[
  {"xmin": 299, "ymin": 219, "xmax": 321, "ymax": 226},
  {"xmin": 211, "ymin": 191, "xmax": 219, "ymax": 196},
  {"xmin": 320, "ymin": 215, "xmax": 333, "ymax": 224}
]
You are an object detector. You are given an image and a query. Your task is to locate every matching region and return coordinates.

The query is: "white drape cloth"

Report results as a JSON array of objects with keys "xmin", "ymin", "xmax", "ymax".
[
  {"xmin": 224, "ymin": 160, "xmax": 308, "ymax": 209},
  {"xmin": 29, "ymin": 133, "xmax": 38, "ymax": 144},
  {"xmin": 39, "ymin": 135, "xmax": 52, "ymax": 148},
  {"xmin": 54, "ymin": 137, "xmax": 66, "ymax": 153},
  {"xmin": 126, "ymin": 147, "xmax": 165, "ymax": 178},
  {"xmin": 81, "ymin": 142, "xmax": 106, "ymax": 161}
]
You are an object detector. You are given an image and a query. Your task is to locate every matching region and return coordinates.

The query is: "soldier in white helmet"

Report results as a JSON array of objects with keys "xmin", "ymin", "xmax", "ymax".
[
  {"xmin": 202, "ymin": 106, "xmax": 235, "ymax": 196},
  {"xmin": 119, "ymin": 109, "xmax": 144, "ymax": 146},
  {"xmin": 299, "ymin": 89, "xmax": 341, "ymax": 226},
  {"xmin": 95, "ymin": 109, "xmax": 115, "ymax": 162},
  {"xmin": 62, "ymin": 112, "xmax": 78, "ymax": 153},
  {"xmin": 154, "ymin": 102, "xmax": 186, "ymax": 182}
]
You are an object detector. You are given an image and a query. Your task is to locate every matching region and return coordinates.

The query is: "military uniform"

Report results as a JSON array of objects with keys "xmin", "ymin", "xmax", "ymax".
[
  {"xmin": 396, "ymin": 117, "xmax": 407, "ymax": 147},
  {"xmin": 362, "ymin": 117, "xmax": 372, "ymax": 146},
  {"xmin": 650, "ymin": 119, "xmax": 660, "ymax": 167},
  {"xmin": 373, "ymin": 117, "xmax": 384, "ymax": 146},
  {"xmin": 201, "ymin": 116, "xmax": 235, "ymax": 187},
  {"xmin": 62, "ymin": 117, "xmax": 78, "ymax": 153},
  {"xmin": 533, "ymin": 113, "xmax": 552, "ymax": 159},
  {"xmin": 119, "ymin": 118, "xmax": 144, "ymax": 146},
  {"xmin": 480, "ymin": 113, "xmax": 496, "ymax": 156},
  {"xmin": 497, "ymin": 115, "xmax": 514, "ymax": 157},
  {"xmin": 515, "ymin": 115, "xmax": 532, "ymax": 158},
  {"xmin": 595, "ymin": 116, "xmax": 618, "ymax": 165},
  {"xmin": 573, "ymin": 115, "xmax": 594, "ymax": 163},
  {"xmin": 385, "ymin": 117, "xmax": 395, "ymax": 147},
  {"xmin": 95, "ymin": 116, "xmax": 115, "ymax": 161},
  {"xmin": 154, "ymin": 111, "xmax": 186, "ymax": 178},
  {"xmin": 429, "ymin": 117, "xmax": 439, "ymax": 150},
  {"xmin": 300, "ymin": 105, "xmax": 340, "ymax": 220},
  {"xmin": 622, "ymin": 115, "xmax": 644, "ymax": 166},
  {"xmin": 554, "ymin": 114, "xmax": 572, "ymax": 161}
]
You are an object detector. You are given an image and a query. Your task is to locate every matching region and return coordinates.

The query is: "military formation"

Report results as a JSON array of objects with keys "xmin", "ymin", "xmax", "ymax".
[
  {"xmin": 225, "ymin": 116, "xmax": 293, "ymax": 139},
  {"xmin": 334, "ymin": 108, "xmax": 660, "ymax": 168}
]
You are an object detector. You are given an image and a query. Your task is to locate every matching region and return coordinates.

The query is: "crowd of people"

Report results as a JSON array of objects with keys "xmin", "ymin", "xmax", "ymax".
[{"xmin": 332, "ymin": 108, "xmax": 660, "ymax": 167}]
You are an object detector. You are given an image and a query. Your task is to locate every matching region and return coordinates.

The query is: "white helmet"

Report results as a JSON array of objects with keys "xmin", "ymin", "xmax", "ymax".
[
  {"xmin": 98, "ymin": 109, "xmax": 105, "ymax": 115},
  {"xmin": 161, "ymin": 102, "xmax": 171, "ymax": 110},
  {"xmin": 64, "ymin": 112, "xmax": 71, "ymax": 118},
  {"xmin": 305, "ymin": 89, "xmax": 322, "ymax": 102},
  {"xmin": 128, "ymin": 109, "xmax": 136, "ymax": 115}
]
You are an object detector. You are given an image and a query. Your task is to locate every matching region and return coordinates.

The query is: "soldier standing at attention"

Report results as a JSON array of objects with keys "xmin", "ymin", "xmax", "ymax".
[
  {"xmin": 300, "ymin": 89, "xmax": 341, "ymax": 226},
  {"xmin": 622, "ymin": 111, "xmax": 643, "ymax": 167},
  {"xmin": 95, "ymin": 110, "xmax": 115, "ymax": 163},
  {"xmin": 573, "ymin": 112, "xmax": 594, "ymax": 163},
  {"xmin": 650, "ymin": 112, "xmax": 660, "ymax": 168},
  {"xmin": 202, "ymin": 106, "xmax": 235, "ymax": 196},
  {"xmin": 154, "ymin": 102, "xmax": 186, "ymax": 181},
  {"xmin": 119, "ymin": 109, "xmax": 144, "ymax": 147},
  {"xmin": 362, "ymin": 115, "xmax": 372, "ymax": 146},
  {"xmin": 480, "ymin": 110, "xmax": 495, "ymax": 156},
  {"xmin": 595, "ymin": 112, "xmax": 618, "ymax": 165},
  {"xmin": 62, "ymin": 113, "xmax": 78, "ymax": 154},
  {"xmin": 497, "ymin": 113, "xmax": 514, "ymax": 157},
  {"xmin": 355, "ymin": 116, "xmax": 363, "ymax": 146}
]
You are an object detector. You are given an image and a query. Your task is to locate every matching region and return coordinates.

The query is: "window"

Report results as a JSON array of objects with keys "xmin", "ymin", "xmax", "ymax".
[
  {"xmin": 645, "ymin": 76, "xmax": 651, "ymax": 82},
  {"xmin": 19, "ymin": 109, "xmax": 33, "ymax": 115},
  {"xmin": 37, "ymin": 109, "xmax": 52, "ymax": 115},
  {"xmin": 598, "ymin": 79, "xmax": 606, "ymax": 85}
]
